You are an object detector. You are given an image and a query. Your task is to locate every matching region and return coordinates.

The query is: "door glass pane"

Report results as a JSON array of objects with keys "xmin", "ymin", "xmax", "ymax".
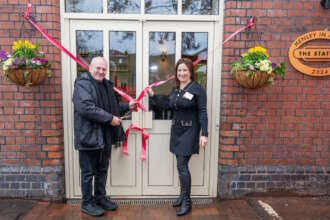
[
  {"xmin": 149, "ymin": 32, "xmax": 176, "ymax": 120},
  {"xmin": 182, "ymin": 32, "xmax": 208, "ymax": 88},
  {"xmin": 108, "ymin": 0, "xmax": 140, "ymax": 14},
  {"xmin": 76, "ymin": 31, "xmax": 103, "ymax": 76},
  {"xmin": 182, "ymin": 0, "xmax": 219, "ymax": 15},
  {"xmin": 110, "ymin": 31, "xmax": 136, "ymax": 119},
  {"xmin": 145, "ymin": 0, "xmax": 177, "ymax": 14},
  {"xmin": 66, "ymin": 0, "xmax": 103, "ymax": 13}
]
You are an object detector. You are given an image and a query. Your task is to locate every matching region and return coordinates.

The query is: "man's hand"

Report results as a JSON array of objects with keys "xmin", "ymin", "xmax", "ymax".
[
  {"xmin": 129, "ymin": 99, "xmax": 137, "ymax": 110},
  {"xmin": 111, "ymin": 116, "xmax": 121, "ymax": 126},
  {"xmin": 199, "ymin": 136, "xmax": 208, "ymax": 148}
]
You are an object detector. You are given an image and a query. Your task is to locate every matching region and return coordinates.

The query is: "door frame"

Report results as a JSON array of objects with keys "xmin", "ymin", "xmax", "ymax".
[{"xmin": 61, "ymin": 0, "xmax": 224, "ymax": 199}]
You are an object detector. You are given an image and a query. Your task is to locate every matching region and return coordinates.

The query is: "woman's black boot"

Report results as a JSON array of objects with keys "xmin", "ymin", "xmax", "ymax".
[
  {"xmin": 172, "ymin": 191, "xmax": 183, "ymax": 207},
  {"xmin": 176, "ymin": 164, "xmax": 191, "ymax": 216},
  {"xmin": 176, "ymin": 155, "xmax": 192, "ymax": 216},
  {"xmin": 176, "ymin": 193, "xmax": 191, "ymax": 216},
  {"xmin": 173, "ymin": 175, "xmax": 183, "ymax": 207}
]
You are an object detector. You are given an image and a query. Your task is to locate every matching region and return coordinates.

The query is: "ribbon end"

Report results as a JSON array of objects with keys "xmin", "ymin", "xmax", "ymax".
[{"xmin": 24, "ymin": 3, "xmax": 32, "ymax": 18}]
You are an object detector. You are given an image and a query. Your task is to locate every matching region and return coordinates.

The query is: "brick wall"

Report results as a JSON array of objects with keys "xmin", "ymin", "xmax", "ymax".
[
  {"xmin": 219, "ymin": 0, "xmax": 329, "ymax": 198},
  {"xmin": 0, "ymin": 0, "xmax": 64, "ymax": 200}
]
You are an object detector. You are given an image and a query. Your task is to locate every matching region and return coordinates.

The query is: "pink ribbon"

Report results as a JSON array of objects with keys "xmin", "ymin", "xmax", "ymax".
[
  {"xmin": 136, "ymin": 75, "xmax": 175, "ymax": 104},
  {"xmin": 123, "ymin": 124, "xmax": 149, "ymax": 160},
  {"xmin": 113, "ymin": 87, "xmax": 146, "ymax": 112},
  {"xmin": 193, "ymin": 57, "xmax": 207, "ymax": 66},
  {"xmin": 222, "ymin": 17, "xmax": 255, "ymax": 45},
  {"xmin": 24, "ymin": 3, "xmax": 90, "ymax": 71}
]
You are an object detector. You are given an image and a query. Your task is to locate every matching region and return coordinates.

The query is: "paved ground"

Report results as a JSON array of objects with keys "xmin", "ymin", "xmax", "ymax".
[
  {"xmin": 0, "ymin": 196, "xmax": 329, "ymax": 220},
  {"xmin": 0, "ymin": 199, "xmax": 36, "ymax": 220}
]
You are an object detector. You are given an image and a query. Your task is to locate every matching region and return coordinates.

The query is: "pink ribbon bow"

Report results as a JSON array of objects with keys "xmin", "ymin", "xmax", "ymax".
[{"xmin": 123, "ymin": 124, "xmax": 149, "ymax": 161}]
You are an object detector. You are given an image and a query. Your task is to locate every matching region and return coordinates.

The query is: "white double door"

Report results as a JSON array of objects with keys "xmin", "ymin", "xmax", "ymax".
[{"xmin": 67, "ymin": 20, "xmax": 215, "ymax": 198}]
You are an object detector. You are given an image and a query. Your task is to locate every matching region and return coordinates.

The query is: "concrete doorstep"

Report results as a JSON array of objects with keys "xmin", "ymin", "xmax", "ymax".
[{"xmin": 0, "ymin": 196, "xmax": 329, "ymax": 220}]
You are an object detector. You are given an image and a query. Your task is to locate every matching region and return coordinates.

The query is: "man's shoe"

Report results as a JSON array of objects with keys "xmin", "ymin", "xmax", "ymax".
[
  {"xmin": 81, "ymin": 203, "xmax": 104, "ymax": 216},
  {"xmin": 96, "ymin": 198, "xmax": 118, "ymax": 211}
]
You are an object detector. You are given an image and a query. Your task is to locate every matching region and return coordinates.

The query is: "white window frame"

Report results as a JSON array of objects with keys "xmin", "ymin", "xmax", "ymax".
[{"xmin": 62, "ymin": 0, "xmax": 222, "ymax": 21}]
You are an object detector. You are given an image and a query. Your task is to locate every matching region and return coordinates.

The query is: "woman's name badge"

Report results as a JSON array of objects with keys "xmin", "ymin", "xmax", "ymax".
[{"xmin": 183, "ymin": 92, "xmax": 194, "ymax": 100}]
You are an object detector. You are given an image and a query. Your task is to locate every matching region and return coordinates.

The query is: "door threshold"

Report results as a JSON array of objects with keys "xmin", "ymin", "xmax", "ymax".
[{"xmin": 67, "ymin": 198, "xmax": 215, "ymax": 205}]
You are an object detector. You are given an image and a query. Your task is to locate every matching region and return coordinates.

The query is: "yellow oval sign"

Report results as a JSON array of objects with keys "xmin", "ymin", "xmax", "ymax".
[{"xmin": 288, "ymin": 30, "xmax": 330, "ymax": 77}]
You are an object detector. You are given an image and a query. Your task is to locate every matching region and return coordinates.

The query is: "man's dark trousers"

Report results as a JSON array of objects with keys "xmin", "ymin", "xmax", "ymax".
[{"xmin": 79, "ymin": 148, "xmax": 111, "ymax": 206}]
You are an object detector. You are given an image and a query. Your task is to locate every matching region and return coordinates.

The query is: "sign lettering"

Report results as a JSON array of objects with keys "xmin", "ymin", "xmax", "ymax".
[{"xmin": 288, "ymin": 31, "xmax": 330, "ymax": 76}]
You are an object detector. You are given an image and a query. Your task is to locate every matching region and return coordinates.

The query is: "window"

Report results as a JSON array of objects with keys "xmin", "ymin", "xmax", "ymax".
[
  {"xmin": 65, "ymin": 0, "xmax": 219, "ymax": 15},
  {"xmin": 65, "ymin": 0, "xmax": 103, "ymax": 13}
]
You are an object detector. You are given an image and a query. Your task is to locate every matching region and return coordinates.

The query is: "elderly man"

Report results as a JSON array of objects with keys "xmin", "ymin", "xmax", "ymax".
[{"xmin": 73, "ymin": 57, "xmax": 135, "ymax": 216}]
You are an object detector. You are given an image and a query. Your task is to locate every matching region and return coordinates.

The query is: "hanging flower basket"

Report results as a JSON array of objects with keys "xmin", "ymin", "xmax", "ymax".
[
  {"xmin": 6, "ymin": 66, "xmax": 48, "ymax": 86},
  {"xmin": 0, "ymin": 40, "xmax": 51, "ymax": 87},
  {"xmin": 231, "ymin": 46, "xmax": 285, "ymax": 89},
  {"xmin": 233, "ymin": 70, "xmax": 274, "ymax": 89}
]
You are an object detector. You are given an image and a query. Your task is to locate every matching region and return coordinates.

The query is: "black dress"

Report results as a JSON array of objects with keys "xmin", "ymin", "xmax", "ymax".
[{"xmin": 151, "ymin": 81, "xmax": 208, "ymax": 156}]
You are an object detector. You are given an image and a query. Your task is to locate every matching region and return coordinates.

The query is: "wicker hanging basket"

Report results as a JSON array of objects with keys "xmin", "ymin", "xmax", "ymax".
[
  {"xmin": 233, "ymin": 70, "xmax": 274, "ymax": 89},
  {"xmin": 6, "ymin": 67, "xmax": 48, "ymax": 87}
]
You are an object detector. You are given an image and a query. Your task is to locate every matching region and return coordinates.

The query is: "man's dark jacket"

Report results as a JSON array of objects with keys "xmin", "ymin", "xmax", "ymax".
[{"xmin": 72, "ymin": 72, "xmax": 128, "ymax": 150}]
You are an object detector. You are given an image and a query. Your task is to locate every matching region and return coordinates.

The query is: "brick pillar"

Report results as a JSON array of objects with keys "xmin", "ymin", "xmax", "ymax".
[
  {"xmin": 219, "ymin": 0, "xmax": 330, "ymax": 198},
  {"xmin": 0, "ymin": 0, "xmax": 64, "ymax": 200}
]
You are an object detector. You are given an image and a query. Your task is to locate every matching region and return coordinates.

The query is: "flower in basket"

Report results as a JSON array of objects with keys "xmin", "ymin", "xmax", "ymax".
[
  {"xmin": 0, "ymin": 40, "xmax": 51, "ymax": 86},
  {"xmin": 231, "ymin": 46, "xmax": 285, "ymax": 89}
]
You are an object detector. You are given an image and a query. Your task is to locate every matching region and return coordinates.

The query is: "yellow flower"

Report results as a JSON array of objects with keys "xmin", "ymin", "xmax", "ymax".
[
  {"xmin": 24, "ymin": 40, "xmax": 36, "ymax": 50},
  {"xmin": 12, "ymin": 40, "xmax": 23, "ymax": 51},
  {"xmin": 248, "ymin": 47, "xmax": 255, "ymax": 54},
  {"xmin": 248, "ymin": 46, "xmax": 269, "ymax": 57},
  {"xmin": 12, "ymin": 40, "xmax": 36, "ymax": 51},
  {"xmin": 241, "ymin": 53, "xmax": 248, "ymax": 57}
]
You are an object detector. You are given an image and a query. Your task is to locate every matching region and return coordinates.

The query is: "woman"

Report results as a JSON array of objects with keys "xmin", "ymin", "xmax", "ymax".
[{"xmin": 148, "ymin": 58, "xmax": 208, "ymax": 216}]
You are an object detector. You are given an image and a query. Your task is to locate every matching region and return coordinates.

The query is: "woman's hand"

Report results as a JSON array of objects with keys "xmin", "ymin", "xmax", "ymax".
[
  {"xmin": 199, "ymin": 136, "xmax": 208, "ymax": 148},
  {"xmin": 147, "ymin": 87, "xmax": 154, "ymax": 97}
]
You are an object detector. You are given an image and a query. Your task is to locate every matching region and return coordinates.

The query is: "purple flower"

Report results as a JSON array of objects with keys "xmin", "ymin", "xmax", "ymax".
[
  {"xmin": 12, "ymin": 58, "xmax": 25, "ymax": 68},
  {"xmin": 0, "ymin": 50, "xmax": 8, "ymax": 62},
  {"xmin": 13, "ymin": 59, "xmax": 19, "ymax": 65},
  {"xmin": 32, "ymin": 57, "xmax": 48, "ymax": 65},
  {"xmin": 39, "ymin": 58, "xmax": 48, "ymax": 63},
  {"xmin": 272, "ymin": 63, "xmax": 277, "ymax": 69}
]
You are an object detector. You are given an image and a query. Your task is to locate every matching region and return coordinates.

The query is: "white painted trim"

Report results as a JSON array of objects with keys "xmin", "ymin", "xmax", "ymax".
[
  {"xmin": 209, "ymin": 0, "xmax": 225, "ymax": 197},
  {"xmin": 178, "ymin": 0, "xmax": 182, "ymax": 16},
  {"xmin": 63, "ymin": 13, "xmax": 221, "ymax": 21},
  {"xmin": 103, "ymin": 0, "xmax": 107, "ymax": 14},
  {"xmin": 61, "ymin": 0, "xmax": 74, "ymax": 199}
]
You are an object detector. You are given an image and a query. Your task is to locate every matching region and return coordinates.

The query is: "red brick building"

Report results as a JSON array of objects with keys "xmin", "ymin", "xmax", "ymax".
[{"xmin": 0, "ymin": 0, "xmax": 329, "ymax": 201}]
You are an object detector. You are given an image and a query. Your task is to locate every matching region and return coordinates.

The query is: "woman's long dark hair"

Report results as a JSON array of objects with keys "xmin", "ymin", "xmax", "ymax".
[{"xmin": 174, "ymin": 58, "xmax": 195, "ymax": 88}]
